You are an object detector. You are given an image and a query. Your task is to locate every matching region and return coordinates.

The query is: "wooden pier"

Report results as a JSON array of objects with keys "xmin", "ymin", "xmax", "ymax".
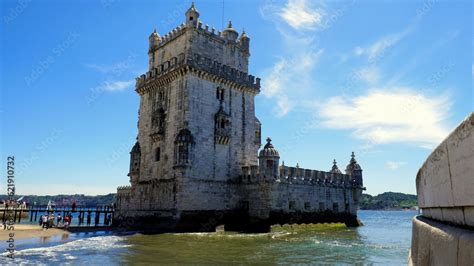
[{"xmin": 1, "ymin": 206, "xmax": 115, "ymax": 227}]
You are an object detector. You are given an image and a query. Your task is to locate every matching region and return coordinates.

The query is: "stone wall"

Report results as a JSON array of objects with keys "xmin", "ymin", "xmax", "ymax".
[
  {"xmin": 186, "ymin": 74, "xmax": 258, "ymax": 182},
  {"xmin": 409, "ymin": 216, "xmax": 474, "ymax": 265},
  {"xmin": 238, "ymin": 179, "xmax": 360, "ymax": 217},
  {"xmin": 409, "ymin": 112, "xmax": 474, "ymax": 265},
  {"xmin": 416, "ymin": 112, "xmax": 473, "ymax": 227},
  {"xmin": 137, "ymin": 76, "xmax": 187, "ymax": 182}
]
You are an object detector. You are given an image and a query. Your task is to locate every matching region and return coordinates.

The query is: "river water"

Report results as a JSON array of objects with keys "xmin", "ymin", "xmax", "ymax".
[{"xmin": 2, "ymin": 210, "xmax": 417, "ymax": 265}]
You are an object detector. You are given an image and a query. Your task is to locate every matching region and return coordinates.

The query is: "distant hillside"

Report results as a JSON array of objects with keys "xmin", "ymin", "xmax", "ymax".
[
  {"xmin": 360, "ymin": 192, "xmax": 417, "ymax": 210},
  {"xmin": 0, "ymin": 193, "xmax": 116, "ymax": 207},
  {"xmin": 2, "ymin": 192, "xmax": 416, "ymax": 210}
]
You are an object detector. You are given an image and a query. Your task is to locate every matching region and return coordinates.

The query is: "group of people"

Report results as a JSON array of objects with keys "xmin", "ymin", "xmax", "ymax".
[
  {"xmin": 38, "ymin": 212, "xmax": 113, "ymax": 229},
  {"xmin": 39, "ymin": 214, "xmax": 55, "ymax": 229},
  {"xmin": 39, "ymin": 213, "xmax": 73, "ymax": 229}
]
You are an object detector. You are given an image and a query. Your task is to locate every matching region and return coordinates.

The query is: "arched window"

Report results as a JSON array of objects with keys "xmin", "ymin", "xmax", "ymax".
[{"xmin": 174, "ymin": 129, "xmax": 194, "ymax": 166}]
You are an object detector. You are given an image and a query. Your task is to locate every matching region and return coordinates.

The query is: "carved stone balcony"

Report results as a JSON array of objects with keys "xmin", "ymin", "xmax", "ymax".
[{"xmin": 150, "ymin": 129, "xmax": 164, "ymax": 142}]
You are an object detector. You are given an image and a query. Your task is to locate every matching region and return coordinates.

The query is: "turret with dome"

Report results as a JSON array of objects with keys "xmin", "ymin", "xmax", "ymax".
[
  {"xmin": 346, "ymin": 152, "xmax": 363, "ymax": 186},
  {"xmin": 258, "ymin": 137, "xmax": 280, "ymax": 178},
  {"xmin": 185, "ymin": 1, "xmax": 199, "ymax": 26}
]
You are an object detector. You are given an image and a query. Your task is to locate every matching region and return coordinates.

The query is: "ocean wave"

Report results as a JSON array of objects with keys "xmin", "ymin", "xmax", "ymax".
[{"xmin": 0, "ymin": 235, "xmax": 131, "ymax": 265}]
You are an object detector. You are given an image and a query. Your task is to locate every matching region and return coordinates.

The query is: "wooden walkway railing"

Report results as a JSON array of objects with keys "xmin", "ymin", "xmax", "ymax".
[{"xmin": 1, "ymin": 206, "xmax": 115, "ymax": 227}]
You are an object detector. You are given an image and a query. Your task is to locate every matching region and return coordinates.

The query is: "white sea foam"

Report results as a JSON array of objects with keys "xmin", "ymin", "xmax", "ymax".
[{"xmin": 0, "ymin": 235, "xmax": 131, "ymax": 264}]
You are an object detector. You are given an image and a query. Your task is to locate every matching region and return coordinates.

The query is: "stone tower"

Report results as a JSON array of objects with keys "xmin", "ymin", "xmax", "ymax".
[
  {"xmin": 117, "ymin": 2, "xmax": 261, "ymax": 229},
  {"xmin": 116, "ymin": 3, "xmax": 364, "ymax": 232}
]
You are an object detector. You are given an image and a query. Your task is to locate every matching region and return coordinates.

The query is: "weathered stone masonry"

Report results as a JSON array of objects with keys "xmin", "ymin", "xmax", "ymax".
[{"xmin": 115, "ymin": 3, "xmax": 365, "ymax": 232}]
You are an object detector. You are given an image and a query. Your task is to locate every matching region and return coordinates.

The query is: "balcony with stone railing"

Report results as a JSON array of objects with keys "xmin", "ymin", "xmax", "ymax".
[{"xmin": 117, "ymin": 185, "xmax": 132, "ymax": 197}]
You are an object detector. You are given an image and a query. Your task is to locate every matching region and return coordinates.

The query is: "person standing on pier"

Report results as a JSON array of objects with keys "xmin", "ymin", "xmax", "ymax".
[
  {"xmin": 64, "ymin": 215, "xmax": 70, "ymax": 229},
  {"xmin": 42, "ymin": 214, "xmax": 49, "ymax": 229},
  {"xmin": 68, "ymin": 213, "xmax": 73, "ymax": 226},
  {"xmin": 86, "ymin": 212, "xmax": 91, "ymax": 226},
  {"xmin": 72, "ymin": 201, "xmax": 77, "ymax": 212},
  {"xmin": 57, "ymin": 215, "xmax": 63, "ymax": 227},
  {"xmin": 39, "ymin": 214, "xmax": 44, "ymax": 227}
]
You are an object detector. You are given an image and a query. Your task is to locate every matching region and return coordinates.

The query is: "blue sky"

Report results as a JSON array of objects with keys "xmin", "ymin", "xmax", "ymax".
[{"xmin": 1, "ymin": 0, "xmax": 472, "ymax": 196}]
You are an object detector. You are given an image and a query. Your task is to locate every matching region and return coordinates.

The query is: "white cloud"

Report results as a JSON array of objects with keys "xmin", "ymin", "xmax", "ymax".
[
  {"xmin": 85, "ymin": 52, "xmax": 137, "ymax": 75},
  {"xmin": 279, "ymin": 0, "xmax": 324, "ymax": 30},
  {"xmin": 386, "ymin": 161, "xmax": 407, "ymax": 170},
  {"xmin": 262, "ymin": 49, "xmax": 323, "ymax": 116},
  {"xmin": 355, "ymin": 28, "xmax": 412, "ymax": 63},
  {"xmin": 259, "ymin": 0, "xmax": 326, "ymax": 116},
  {"xmin": 86, "ymin": 63, "xmax": 117, "ymax": 73},
  {"xmin": 354, "ymin": 46, "xmax": 364, "ymax": 56},
  {"xmin": 102, "ymin": 80, "xmax": 134, "ymax": 92},
  {"xmin": 316, "ymin": 89, "xmax": 452, "ymax": 148},
  {"xmin": 356, "ymin": 66, "xmax": 380, "ymax": 84}
]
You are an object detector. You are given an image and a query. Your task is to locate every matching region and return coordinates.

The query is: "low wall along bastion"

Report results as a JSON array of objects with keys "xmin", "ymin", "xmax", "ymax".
[{"xmin": 114, "ymin": 3, "xmax": 365, "ymax": 232}]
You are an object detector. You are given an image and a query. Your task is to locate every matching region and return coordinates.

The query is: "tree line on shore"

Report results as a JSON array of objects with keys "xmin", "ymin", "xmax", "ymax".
[
  {"xmin": 360, "ymin": 192, "xmax": 417, "ymax": 210},
  {"xmin": 0, "ymin": 193, "xmax": 116, "ymax": 208},
  {"xmin": 1, "ymin": 192, "xmax": 417, "ymax": 210}
]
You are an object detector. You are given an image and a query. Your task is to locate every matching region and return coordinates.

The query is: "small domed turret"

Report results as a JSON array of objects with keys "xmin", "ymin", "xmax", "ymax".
[
  {"xmin": 259, "ymin": 137, "xmax": 279, "ymax": 158},
  {"xmin": 240, "ymin": 29, "xmax": 249, "ymax": 40},
  {"xmin": 149, "ymin": 29, "xmax": 160, "ymax": 51},
  {"xmin": 330, "ymin": 159, "xmax": 342, "ymax": 174},
  {"xmin": 129, "ymin": 141, "xmax": 141, "ymax": 185},
  {"xmin": 259, "ymin": 137, "xmax": 280, "ymax": 178},
  {"xmin": 239, "ymin": 29, "xmax": 250, "ymax": 56},
  {"xmin": 131, "ymin": 141, "xmax": 141, "ymax": 154},
  {"xmin": 346, "ymin": 152, "xmax": 363, "ymax": 186},
  {"xmin": 345, "ymin": 152, "xmax": 361, "ymax": 174},
  {"xmin": 185, "ymin": 1, "xmax": 199, "ymax": 26},
  {"xmin": 222, "ymin": 21, "xmax": 239, "ymax": 42}
]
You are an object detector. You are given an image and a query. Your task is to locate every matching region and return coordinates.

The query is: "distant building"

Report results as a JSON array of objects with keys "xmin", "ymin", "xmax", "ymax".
[{"xmin": 115, "ymin": 3, "xmax": 364, "ymax": 232}]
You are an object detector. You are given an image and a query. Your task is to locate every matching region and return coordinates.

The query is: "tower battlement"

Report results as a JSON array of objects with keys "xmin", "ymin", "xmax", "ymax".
[
  {"xmin": 241, "ymin": 165, "xmax": 360, "ymax": 187},
  {"xmin": 136, "ymin": 52, "xmax": 260, "ymax": 96},
  {"xmin": 152, "ymin": 21, "xmax": 247, "ymax": 53},
  {"xmin": 148, "ymin": 3, "xmax": 250, "ymax": 74}
]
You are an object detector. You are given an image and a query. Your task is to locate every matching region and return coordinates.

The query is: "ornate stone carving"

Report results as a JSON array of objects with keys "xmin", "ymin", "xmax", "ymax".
[
  {"xmin": 174, "ymin": 128, "xmax": 195, "ymax": 167},
  {"xmin": 214, "ymin": 106, "xmax": 231, "ymax": 145},
  {"xmin": 150, "ymin": 108, "xmax": 166, "ymax": 142}
]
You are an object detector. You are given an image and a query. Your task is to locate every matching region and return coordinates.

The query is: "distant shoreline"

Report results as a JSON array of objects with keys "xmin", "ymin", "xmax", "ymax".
[
  {"xmin": 1, "ymin": 191, "xmax": 418, "ymax": 211},
  {"xmin": 360, "ymin": 208, "xmax": 418, "ymax": 211}
]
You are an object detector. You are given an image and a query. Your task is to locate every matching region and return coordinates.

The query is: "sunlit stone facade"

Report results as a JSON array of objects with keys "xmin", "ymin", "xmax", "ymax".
[{"xmin": 115, "ymin": 3, "xmax": 364, "ymax": 232}]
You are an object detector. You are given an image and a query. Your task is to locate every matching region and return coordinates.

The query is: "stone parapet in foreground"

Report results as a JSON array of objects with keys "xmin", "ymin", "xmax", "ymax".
[
  {"xmin": 409, "ymin": 216, "xmax": 474, "ymax": 265},
  {"xmin": 416, "ymin": 112, "xmax": 473, "ymax": 226},
  {"xmin": 410, "ymin": 112, "xmax": 474, "ymax": 265}
]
